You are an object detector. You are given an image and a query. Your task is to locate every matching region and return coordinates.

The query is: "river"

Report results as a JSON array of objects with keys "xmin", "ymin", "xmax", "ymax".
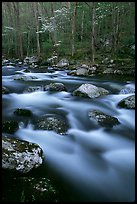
[{"xmin": 2, "ymin": 65, "xmax": 135, "ymax": 202}]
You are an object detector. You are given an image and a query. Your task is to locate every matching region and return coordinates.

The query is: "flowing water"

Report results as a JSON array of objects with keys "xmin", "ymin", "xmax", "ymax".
[{"xmin": 2, "ymin": 65, "xmax": 135, "ymax": 202}]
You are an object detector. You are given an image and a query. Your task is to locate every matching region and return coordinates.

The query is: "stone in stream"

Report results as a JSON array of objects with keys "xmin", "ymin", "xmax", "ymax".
[
  {"xmin": 2, "ymin": 135, "xmax": 44, "ymax": 173},
  {"xmin": 14, "ymin": 108, "xmax": 33, "ymax": 117},
  {"xmin": 2, "ymin": 121, "xmax": 19, "ymax": 134},
  {"xmin": 13, "ymin": 75, "xmax": 38, "ymax": 81},
  {"xmin": 24, "ymin": 86, "xmax": 43, "ymax": 93},
  {"xmin": 36, "ymin": 114, "xmax": 69, "ymax": 135},
  {"xmin": 44, "ymin": 82, "xmax": 67, "ymax": 92},
  {"xmin": 73, "ymin": 83, "xmax": 109, "ymax": 98},
  {"xmin": 2, "ymin": 86, "xmax": 10, "ymax": 94},
  {"xmin": 2, "ymin": 176, "xmax": 60, "ymax": 202},
  {"xmin": 118, "ymin": 95, "xmax": 135, "ymax": 109},
  {"xmin": 88, "ymin": 110, "xmax": 120, "ymax": 128},
  {"xmin": 119, "ymin": 87, "xmax": 135, "ymax": 94}
]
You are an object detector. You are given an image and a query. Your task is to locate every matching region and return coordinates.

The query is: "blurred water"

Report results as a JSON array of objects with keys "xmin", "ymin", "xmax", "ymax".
[{"xmin": 2, "ymin": 66, "xmax": 135, "ymax": 202}]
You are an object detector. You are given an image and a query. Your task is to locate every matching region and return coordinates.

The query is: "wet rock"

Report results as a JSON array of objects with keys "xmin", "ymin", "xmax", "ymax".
[
  {"xmin": 2, "ymin": 176, "xmax": 60, "ymax": 202},
  {"xmin": 14, "ymin": 108, "xmax": 33, "ymax": 117},
  {"xmin": 36, "ymin": 114, "xmax": 69, "ymax": 135},
  {"xmin": 67, "ymin": 70, "xmax": 77, "ymax": 76},
  {"xmin": 119, "ymin": 87, "xmax": 135, "ymax": 94},
  {"xmin": 76, "ymin": 68, "xmax": 89, "ymax": 76},
  {"xmin": 88, "ymin": 110, "xmax": 120, "ymax": 128},
  {"xmin": 2, "ymin": 86, "xmax": 10, "ymax": 94},
  {"xmin": 21, "ymin": 177, "xmax": 59, "ymax": 202},
  {"xmin": 118, "ymin": 95, "xmax": 135, "ymax": 109},
  {"xmin": 103, "ymin": 68, "xmax": 114, "ymax": 74},
  {"xmin": 2, "ymin": 135, "xmax": 43, "ymax": 173},
  {"xmin": 2, "ymin": 121, "xmax": 19, "ymax": 134},
  {"xmin": 44, "ymin": 83, "xmax": 67, "ymax": 92},
  {"xmin": 14, "ymin": 75, "xmax": 38, "ymax": 81},
  {"xmin": 21, "ymin": 68, "xmax": 31, "ymax": 73},
  {"xmin": 56, "ymin": 58, "xmax": 69, "ymax": 68},
  {"xmin": 73, "ymin": 83, "xmax": 109, "ymax": 99},
  {"xmin": 24, "ymin": 86, "xmax": 43, "ymax": 93}
]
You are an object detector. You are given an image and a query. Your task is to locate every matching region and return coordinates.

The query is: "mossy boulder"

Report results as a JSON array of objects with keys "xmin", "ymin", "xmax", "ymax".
[
  {"xmin": 2, "ymin": 135, "xmax": 43, "ymax": 173},
  {"xmin": 36, "ymin": 114, "xmax": 69, "ymax": 135},
  {"xmin": 14, "ymin": 108, "xmax": 33, "ymax": 117},
  {"xmin": 118, "ymin": 95, "xmax": 135, "ymax": 109},
  {"xmin": 24, "ymin": 86, "xmax": 42, "ymax": 93},
  {"xmin": 2, "ymin": 121, "xmax": 19, "ymax": 134},
  {"xmin": 73, "ymin": 83, "xmax": 109, "ymax": 98},
  {"xmin": 44, "ymin": 83, "xmax": 67, "ymax": 92},
  {"xmin": 88, "ymin": 110, "xmax": 120, "ymax": 128},
  {"xmin": 2, "ymin": 176, "xmax": 60, "ymax": 202}
]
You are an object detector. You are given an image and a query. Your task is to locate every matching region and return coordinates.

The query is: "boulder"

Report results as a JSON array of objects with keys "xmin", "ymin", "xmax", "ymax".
[
  {"xmin": 14, "ymin": 108, "xmax": 33, "ymax": 117},
  {"xmin": 73, "ymin": 83, "xmax": 109, "ymax": 99},
  {"xmin": 119, "ymin": 87, "xmax": 135, "ymax": 94},
  {"xmin": 14, "ymin": 75, "xmax": 38, "ymax": 81},
  {"xmin": 44, "ymin": 83, "xmax": 67, "ymax": 92},
  {"xmin": 2, "ymin": 86, "xmax": 10, "ymax": 94},
  {"xmin": 88, "ymin": 110, "xmax": 120, "ymax": 128},
  {"xmin": 56, "ymin": 59, "xmax": 69, "ymax": 68},
  {"xmin": 2, "ymin": 121, "xmax": 19, "ymax": 134},
  {"xmin": 2, "ymin": 135, "xmax": 43, "ymax": 173},
  {"xmin": 118, "ymin": 95, "xmax": 135, "ymax": 109},
  {"xmin": 75, "ymin": 68, "xmax": 89, "ymax": 76},
  {"xmin": 24, "ymin": 86, "xmax": 43, "ymax": 93},
  {"xmin": 36, "ymin": 114, "xmax": 69, "ymax": 135},
  {"xmin": 2, "ymin": 176, "xmax": 59, "ymax": 202}
]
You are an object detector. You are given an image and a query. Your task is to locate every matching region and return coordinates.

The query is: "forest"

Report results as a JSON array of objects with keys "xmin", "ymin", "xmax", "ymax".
[
  {"xmin": 2, "ymin": 2, "xmax": 135, "ymax": 63},
  {"xmin": 2, "ymin": 2, "xmax": 135, "ymax": 202}
]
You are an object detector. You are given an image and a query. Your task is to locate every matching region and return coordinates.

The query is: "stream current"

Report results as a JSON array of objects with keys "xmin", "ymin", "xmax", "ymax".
[{"xmin": 2, "ymin": 65, "xmax": 135, "ymax": 202}]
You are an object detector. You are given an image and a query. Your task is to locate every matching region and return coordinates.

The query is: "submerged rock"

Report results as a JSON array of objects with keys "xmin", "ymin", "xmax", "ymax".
[
  {"xmin": 44, "ymin": 83, "xmax": 67, "ymax": 92},
  {"xmin": 14, "ymin": 108, "xmax": 33, "ymax": 117},
  {"xmin": 36, "ymin": 114, "xmax": 69, "ymax": 135},
  {"xmin": 14, "ymin": 75, "xmax": 38, "ymax": 81},
  {"xmin": 24, "ymin": 86, "xmax": 43, "ymax": 93},
  {"xmin": 2, "ymin": 86, "xmax": 10, "ymax": 94},
  {"xmin": 118, "ymin": 95, "xmax": 135, "ymax": 109},
  {"xmin": 88, "ymin": 110, "xmax": 120, "ymax": 128},
  {"xmin": 119, "ymin": 87, "xmax": 135, "ymax": 94},
  {"xmin": 2, "ymin": 121, "xmax": 19, "ymax": 134},
  {"xmin": 2, "ymin": 135, "xmax": 43, "ymax": 173},
  {"xmin": 73, "ymin": 83, "xmax": 109, "ymax": 98}
]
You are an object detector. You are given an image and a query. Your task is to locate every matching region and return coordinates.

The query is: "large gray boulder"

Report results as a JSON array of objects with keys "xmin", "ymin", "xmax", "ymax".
[
  {"xmin": 88, "ymin": 110, "xmax": 120, "ymax": 128},
  {"xmin": 2, "ymin": 135, "xmax": 43, "ymax": 173},
  {"xmin": 73, "ymin": 83, "xmax": 109, "ymax": 98},
  {"xmin": 118, "ymin": 95, "xmax": 135, "ymax": 109}
]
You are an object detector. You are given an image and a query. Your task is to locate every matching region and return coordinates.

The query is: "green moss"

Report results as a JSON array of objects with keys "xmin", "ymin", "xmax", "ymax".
[{"xmin": 14, "ymin": 108, "xmax": 32, "ymax": 117}]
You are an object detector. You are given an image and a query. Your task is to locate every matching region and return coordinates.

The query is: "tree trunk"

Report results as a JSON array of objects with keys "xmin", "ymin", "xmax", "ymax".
[
  {"xmin": 81, "ymin": 9, "xmax": 84, "ymax": 41},
  {"xmin": 12, "ymin": 2, "xmax": 23, "ymax": 59},
  {"xmin": 91, "ymin": 2, "xmax": 96, "ymax": 65},
  {"xmin": 71, "ymin": 2, "xmax": 77, "ymax": 57},
  {"xmin": 32, "ymin": 2, "xmax": 41, "ymax": 56}
]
